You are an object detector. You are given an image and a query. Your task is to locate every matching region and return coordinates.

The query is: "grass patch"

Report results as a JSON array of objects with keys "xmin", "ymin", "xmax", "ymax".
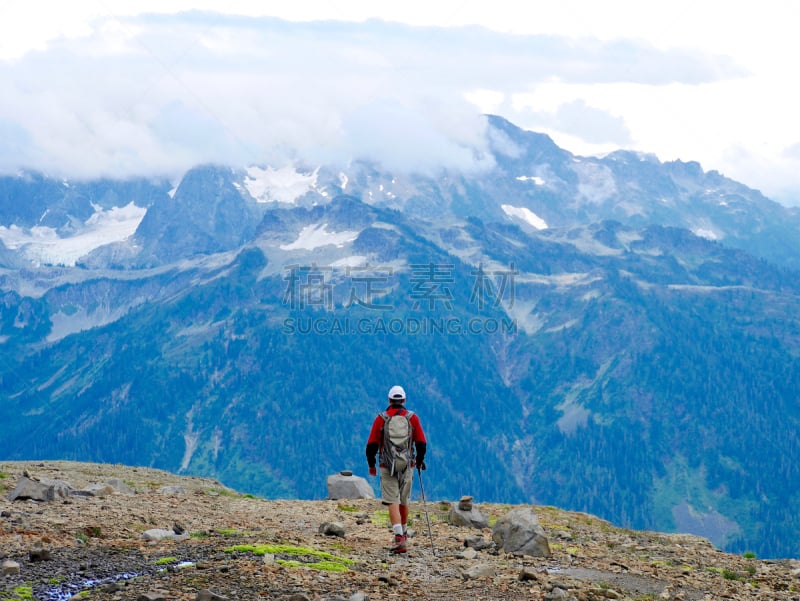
[
  {"xmin": 217, "ymin": 528, "xmax": 240, "ymax": 536},
  {"xmin": 337, "ymin": 503, "xmax": 359, "ymax": 512},
  {"xmin": 1, "ymin": 586, "xmax": 34, "ymax": 601},
  {"xmin": 225, "ymin": 544, "xmax": 355, "ymax": 572},
  {"xmin": 743, "ymin": 551, "xmax": 757, "ymax": 559},
  {"xmin": 154, "ymin": 557, "xmax": 179, "ymax": 566},
  {"xmin": 190, "ymin": 531, "xmax": 210, "ymax": 539},
  {"xmin": 209, "ymin": 488, "xmax": 239, "ymax": 498},
  {"xmin": 371, "ymin": 510, "xmax": 391, "ymax": 528}
]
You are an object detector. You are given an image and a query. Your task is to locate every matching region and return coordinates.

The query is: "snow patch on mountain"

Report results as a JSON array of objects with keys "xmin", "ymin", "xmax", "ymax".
[
  {"xmin": 692, "ymin": 224, "xmax": 722, "ymax": 240},
  {"xmin": 501, "ymin": 204, "xmax": 548, "ymax": 230},
  {"xmin": 244, "ymin": 166, "xmax": 318, "ymax": 203},
  {"xmin": 280, "ymin": 223, "xmax": 360, "ymax": 251},
  {"xmin": 0, "ymin": 202, "xmax": 146, "ymax": 266}
]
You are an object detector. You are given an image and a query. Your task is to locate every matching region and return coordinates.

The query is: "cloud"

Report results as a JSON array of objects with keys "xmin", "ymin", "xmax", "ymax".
[
  {"xmin": 523, "ymin": 99, "xmax": 633, "ymax": 146},
  {"xmin": 0, "ymin": 12, "xmax": 747, "ymax": 180}
]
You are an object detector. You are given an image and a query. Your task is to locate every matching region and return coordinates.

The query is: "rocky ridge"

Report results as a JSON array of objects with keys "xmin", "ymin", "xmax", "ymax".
[{"xmin": 1, "ymin": 461, "xmax": 799, "ymax": 601}]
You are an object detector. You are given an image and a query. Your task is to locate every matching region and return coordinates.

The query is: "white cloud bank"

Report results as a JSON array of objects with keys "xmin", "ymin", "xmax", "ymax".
[{"xmin": 0, "ymin": 5, "xmax": 798, "ymax": 204}]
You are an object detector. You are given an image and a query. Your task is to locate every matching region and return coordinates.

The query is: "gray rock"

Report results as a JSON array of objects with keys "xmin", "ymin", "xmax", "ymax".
[
  {"xmin": 319, "ymin": 521, "xmax": 346, "ymax": 537},
  {"xmin": 157, "ymin": 485, "xmax": 186, "ymax": 495},
  {"xmin": 448, "ymin": 504, "xmax": 489, "ymax": 529},
  {"xmin": 492, "ymin": 506, "xmax": 551, "ymax": 557},
  {"xmin": 141, "ymin": 528, "xmax": 190, "ymax": 541},
  {"xmin": 326, "ymin": 473, "xmax": 374, "ymax": 500},
  {"xmin": 196, "ymin": 590, "xmax": 228, "ymax": 601},
  {"xmin": 349, "ymin": 593, "xmax": 370, "ymax": 601},
  {"xmin": 76, "ymin": 483, "xmax": 116, "ymax": 497},
  {"xmin": 544, "ymin": 586, "xmax": 570, "ymax": 601},
  {"xmin": 464, "ymin": 534, "xmax": 492, "ymax": 550},
  {"xmin": 137, "ymin": 592, "xmax": 168, "ymax": 601},
  {"xmin": 106, "ymin": 478, "xmax": 136, "ymax": 494},
  {"xmin": 29, "ymin": 546, "xmax": 51, "ymax": 562},
  {"xmin": 7, "ymin": 476, "xmax": 73, "ymax": 502},
  {"xmin": 462, "ymin": 562, "xmax": 495, "ymax": 579},
  {"xmin": 456, "ymin": 547, "xmax": 479, "ymax": 560},
  {"xmin": 1, "ymin": 560, "xmax": 20, "ymax": 576}
]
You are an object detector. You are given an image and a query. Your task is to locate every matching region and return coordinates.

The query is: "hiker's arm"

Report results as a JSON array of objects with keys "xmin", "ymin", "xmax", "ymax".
[
  {"xmin": 365, "ymin": 416, "xmax": 383, "ymax": 468},
  {"xmin": 414, "ymin": 441, "xmax": 426, "ymax": 466},
  {"xmin": 365, "ymin": 442, "xmax": 379, "ymax": 468},
  {"xmin": 411, "ymin": 414, "xmax": 427, "ymax": 467}
]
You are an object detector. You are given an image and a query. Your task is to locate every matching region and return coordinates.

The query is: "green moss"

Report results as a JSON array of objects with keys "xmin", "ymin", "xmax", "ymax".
[
  {"xmin": 225, "ymin": 543, "xmax": 355, "ymax": 572},
  {"xmin": 190, "ymin": 531, "xmax": 210, "ymax": 539},
  {"xmin": 217, "ymin": 528, "xmax": 240, "ymax": 536},
  {"xmin": 4, "ymin": 586, "xmax": 34, "ymax": 601},
  {"xmin": 154, "ymin": 556, "xmax": 179, "ymax": 565},
  {"xmin": 337, "ymin": 503, "xmax": 359, "ymax": 512},
  {"xmin": 371, "ymin": 510, "xmax": 391, "ymax": 528}
]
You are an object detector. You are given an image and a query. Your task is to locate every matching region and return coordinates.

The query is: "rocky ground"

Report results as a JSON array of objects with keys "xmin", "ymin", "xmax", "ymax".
[{"xmin": 2, "ymin": 461, "xmax": 800, "ymax": 601}]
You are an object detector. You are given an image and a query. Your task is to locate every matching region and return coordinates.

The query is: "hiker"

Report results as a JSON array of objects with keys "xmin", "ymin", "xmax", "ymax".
[{"xmin": 366, "ymin": 385, "xmax": 427, "ymax": 554}]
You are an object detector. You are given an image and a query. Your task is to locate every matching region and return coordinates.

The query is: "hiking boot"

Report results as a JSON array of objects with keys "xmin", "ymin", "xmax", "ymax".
[{"xmin": 390, "ymin": 534, "xmax": 407, "ymax": 553}]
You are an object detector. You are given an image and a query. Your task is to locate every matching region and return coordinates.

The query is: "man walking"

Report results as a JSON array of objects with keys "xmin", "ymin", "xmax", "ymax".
[{"xmin": 366, "ymin": 385, "xmax": 427, "ymax": 553}]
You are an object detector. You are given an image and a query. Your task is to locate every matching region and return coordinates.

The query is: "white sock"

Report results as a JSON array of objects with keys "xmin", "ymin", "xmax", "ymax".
[{"xmin": 392, "ymin": 524, "xmax": 404, "ymax": 536}]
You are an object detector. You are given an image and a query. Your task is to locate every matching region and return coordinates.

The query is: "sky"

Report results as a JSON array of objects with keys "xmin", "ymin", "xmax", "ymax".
[{"xmin": 1, "ymin": 1, "xmax": 799, "ymax": 204}]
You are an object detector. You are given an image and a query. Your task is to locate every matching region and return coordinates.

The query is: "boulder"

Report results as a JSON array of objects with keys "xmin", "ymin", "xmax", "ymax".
[
  {"xmin": 326, "ymin": 472, "xmax": 374, "ymax": 500},
  {"xmin": 492, "ymin": 507, "xmax": 551, "ymax": 557},
  {"xmin": 7, "ymin": 476, "xmax": 73, "ymax": 502}
]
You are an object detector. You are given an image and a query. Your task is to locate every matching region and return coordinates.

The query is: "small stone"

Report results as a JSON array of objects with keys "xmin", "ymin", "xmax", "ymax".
[
  {"xmin": 29, "ymin": 547, "xmax": 51, "ymax": 562},
  {"xmin": 519, "ymin": 567, "xmax": 540, "ymax": 582},
  {"xmin": 319, "ymin": 521, "xmax": 346, "ymax": 537},
  {"xmin": 349, "ymin": 593, "xmax": 370, "ymax": 601},
  {"xmin": 286, "ymin": 595, "xmax": 311, "ymax": 601},
  {"xmin": 339, "ymin": 470, "xmax": 353, "ymax": 476},
  {"xmin": 544, "ymin": 587, "xmax": 569, "ymax": 601},
  {"xmin": 196, "ymin": 590, "xmax": 228, "ymax": 601},
  {"xmin": 457, "ymin": 547, "xmax": 479, "ymax": 560},
  {"xmin": 458, "ymin": 495, "xmax": 474, "ymax": 511},
  {"xmin": 262, "ymin": 553, "xmax": 276, "ymax": 566},
  {"xmin": 137, "ymin": 592, "xmax": 168, "ymax": 601},
  {"xmin": 462, "ymin": 562, "xmax": 495, "ymax": 580},
  {"xmin": 1, "ymin": 560, "xmax": 21, "ymax": 576},
  {"xmin": 173, "ymin": 522, "xmax": 186, "ymax": 535}
]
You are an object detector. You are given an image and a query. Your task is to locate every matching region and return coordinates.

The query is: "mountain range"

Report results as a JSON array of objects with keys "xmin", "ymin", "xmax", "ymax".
[{"xmin": 1, "ymin": 115, "xmax": 800, "ymax": 558}]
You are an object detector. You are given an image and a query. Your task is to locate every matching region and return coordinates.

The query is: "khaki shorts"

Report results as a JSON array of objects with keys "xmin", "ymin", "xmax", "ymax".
[{"xmin": 380, "ymin": 466, "xmax": 414, "ymax": 505}]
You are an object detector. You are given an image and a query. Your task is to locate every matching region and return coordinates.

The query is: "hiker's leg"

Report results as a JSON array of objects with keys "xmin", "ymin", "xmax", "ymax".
[
  {"xmin": 388, "ymin": 503, "xmax": 402, "ymax": 533},
  {"xmin": 399, "ymin": 503, "xmax": 408, "ymax": 528}
]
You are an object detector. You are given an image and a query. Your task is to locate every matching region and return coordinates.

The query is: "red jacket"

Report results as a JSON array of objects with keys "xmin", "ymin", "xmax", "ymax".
[{"xmin": 366, "ymin": 404, "xmax": 427, "ymax": 469}]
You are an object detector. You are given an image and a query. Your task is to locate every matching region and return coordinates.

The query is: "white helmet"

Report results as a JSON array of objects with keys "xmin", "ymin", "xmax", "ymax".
[{"xmin": 388, "ymin": 385, "xmax": 406, "ymax": 402}]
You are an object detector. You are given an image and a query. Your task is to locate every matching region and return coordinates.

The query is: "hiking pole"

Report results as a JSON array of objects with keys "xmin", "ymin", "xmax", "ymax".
[{"xmin": 416, "ymin": 466, "xmax": 436, "ymax": 557}]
